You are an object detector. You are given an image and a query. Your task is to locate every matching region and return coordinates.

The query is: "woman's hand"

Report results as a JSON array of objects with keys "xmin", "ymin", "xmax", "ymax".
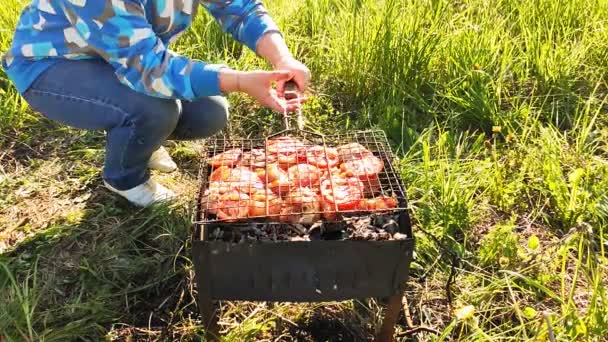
[
  {"xmin": 272, "ymin": 56, "xmax": 311, "ymax": 98},
  {"xmin": 219, "ymin": 68, "xmax": 305, "ymax": 113},
  {"xmin": 255, "ymin": 32, "xmax": 311, "ymax": 98}
]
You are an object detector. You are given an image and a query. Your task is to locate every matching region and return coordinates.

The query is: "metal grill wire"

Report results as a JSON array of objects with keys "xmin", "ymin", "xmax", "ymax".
[{"xmin": 196, "ymin": 130, "xmax": 407, "ymax": 224}]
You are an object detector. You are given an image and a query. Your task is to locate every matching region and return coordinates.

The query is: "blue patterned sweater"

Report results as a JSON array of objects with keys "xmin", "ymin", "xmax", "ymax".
[{"xmin": 1, "ymin": 0, "xmax": 281, "ymax": 100}]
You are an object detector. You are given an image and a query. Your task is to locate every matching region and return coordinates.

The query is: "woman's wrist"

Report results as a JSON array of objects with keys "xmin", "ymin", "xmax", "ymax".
[
  {"xmin": 256, "ymin": 31, "xmax": 293, "ymax": 68},
  {"xmin": 219, "ymin": 68, "xmax": 245, "ymax": 93},
  {"xmin": 271, "ymin": 54, "xmax": 295, "ymax": 69}
]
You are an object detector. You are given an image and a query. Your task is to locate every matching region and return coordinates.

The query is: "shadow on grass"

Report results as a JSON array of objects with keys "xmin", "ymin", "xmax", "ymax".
[
  {"xmin": 0, "ymin": 183, "xmax": 206, "ymax": 341},
  {"xmin": 285, "ymin": 306, "xmax": 375, "ymax": 342},
  {"xmin": 0, "ymin": 113, "xmax": 206, "ymax": 339}
]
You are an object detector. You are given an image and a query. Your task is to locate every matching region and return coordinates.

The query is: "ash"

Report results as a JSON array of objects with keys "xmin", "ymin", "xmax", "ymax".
[{"xmin": 207, "ymin": 214, "xmax": 408, "ymax": 243}]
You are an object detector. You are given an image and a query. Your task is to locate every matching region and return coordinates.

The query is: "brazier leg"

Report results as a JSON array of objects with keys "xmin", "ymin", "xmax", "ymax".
[
  {"xmin": 375, "ymin": 292, "xmax": 403, "ymax": 342},
  {"xmin": 200, "ymin": 295, "xmax": 219, "ymax": 341}
]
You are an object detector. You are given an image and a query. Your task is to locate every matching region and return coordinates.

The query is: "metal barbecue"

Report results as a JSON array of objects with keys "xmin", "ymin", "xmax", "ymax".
[{"xmin": 191, "ymin": 82, "xmax": 415, "ymax": 341}]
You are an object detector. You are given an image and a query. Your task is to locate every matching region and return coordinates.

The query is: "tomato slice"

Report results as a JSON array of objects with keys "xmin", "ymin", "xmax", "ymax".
[
  {"xmin": 358, "ymin": 196, "xmax": 398, "ymax": 211},
  {"xmin": 306, "ymin": 145, "xmax": 339, "ymax": 169},
  {"xmin": 201, "ymin": 187, "xmax": 222, "ymax": 215},
  {"xmin": 320, "ymin": 175, "xmax": 364, "ymax": 210},
  {"xmin": 287, "ymin": 164, "xmax": 321, "ymax": 188},
  {"xmin": 336, "ymin": 143, "xmax": 372, "ymax": 162},
  {"xmin": 255, "ymin": 163, "xmax": 291, "ymax": 195},
  {"xmin": 340, "ymin": 155, "xmax": 384, "ymax": 180},
  {"xmin": 208, "ymin": 148, "xmax": 242, "ymax": 167},
  {"xmin": 267, "ymin": 136, "xmax": 307, "ymax": 169},
  {"xmin": 207, "ymin": 180, "xmax": 234, "ymax": 194},
  {"xmin": 249, "ymin": 190, "xmax": 283, "ymax": 217},
  {"xmin": 240, "ymin": 149, "xmax": 276, "ymax": 168},
  {"xmin": 277, "ymin": 153, "xmax": 306, "ymax": 170},
  {"xmin": 265, "ymin": 163, "xmax": 287, "ymax": 182},
  {"xmin": 209, "ymin": 166, "xmax": 232, "ymax": 182},
  {"xmin": 266, "ymin": 136, "xmax": 306, "ymax": 155},
  {"xmin": 279, "ymin": 187, "xmax": 321, "ymax": 224},
  {"xmin": 321, "ymin": 198, "xmax": 338, "ymax": 221},
  {"xmin": 360, "ymin": 174, "xmax": 381, "ymax": 196},
  {"xmin": 209, "ymin": 166, "xmax": 264, "ymax": 194},
  {"xmin": 215, "ymin": 190, "xmax": 250, "ymax": 222}
]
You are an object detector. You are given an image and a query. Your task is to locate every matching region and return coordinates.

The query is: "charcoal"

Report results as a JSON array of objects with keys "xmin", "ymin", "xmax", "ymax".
[
  {"xmin": 382, "ymin": 219, "xmax": 399, "ymax": 234},
  {"xmin": 372, "ymin": 214, "xmax": 388, "ymax": 228},
  {"xmin": 308, "ymin": 221, "xmax": 323, "ymax": 233},
  {"xmin": 211, "ymin": 227, "xmax": 222, "ymax": 239},
  {"xmin": 392, "ymin": 233, "xmax": 408, "ymax": 240},
  {"xmin": 321, "ymin": 229, "xmax": 346, "ymax": 240},
  {"xmin": 377, "ymin": 230, "xmax": 391, "ymax": 240},
  {"xmin": 290, "ymin": 224, "xmax": 307, "ymax": 235},
  {"xmin": 289, "ymin": 235, "xmax": 310, "ymax": 242},
  {"xmin": 308, "ymin": 225, "xmax": 323, "ymax": 240},
  {"xmin": 206, "ymin": 212, "xmax": 406, "ymax": 243}
]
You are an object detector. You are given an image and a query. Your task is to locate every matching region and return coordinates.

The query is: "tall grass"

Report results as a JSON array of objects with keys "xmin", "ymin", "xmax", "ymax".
[
  {"xmin": 264, "ymin": 0, "xmax": 608, "ymax": 144},
  {"xmin": 1, "ymin": 0, "xmax": 607, "ymax": 340},
  {"xmin": 0, "ymin": 2, "xmax": 30, "ymax": 136}
]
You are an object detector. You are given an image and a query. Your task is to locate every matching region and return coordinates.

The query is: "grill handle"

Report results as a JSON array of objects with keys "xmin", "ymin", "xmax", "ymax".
[
  {"xmin": 284, "ymin": 80, "xmax": 299, "ymax": 100},
  {"xmin": 283, "ymin": 80, "xmax": 304, "ymax": 131}
]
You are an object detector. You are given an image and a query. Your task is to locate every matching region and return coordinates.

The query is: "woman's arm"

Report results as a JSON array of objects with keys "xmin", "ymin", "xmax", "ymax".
[
  {"xmin": 58, "ymin": 0, "xmax": 300, "ymax": 112},
  {"xmin": 255, "ymin": 32, "xmax": 310, "ymax": 96},
  {"xmin": 201, "ymin": 1, "xmax": 310, "ymax": 95},
  {"xmin": 218, "ymin": 68, "xmax": 304, "ymax": 112},
  {"xmin": 58, "ymin": 0, "xmax": 224, "ymax": 101},
  {"xmin": 200, "ymin": 0, "xmax": 281, "ymax": 53}
]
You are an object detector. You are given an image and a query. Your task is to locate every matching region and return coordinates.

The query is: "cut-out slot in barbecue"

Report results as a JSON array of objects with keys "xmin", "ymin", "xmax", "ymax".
[{"xmin": 200, "ymin": 136, "xmax": 401, "ymax": 224}]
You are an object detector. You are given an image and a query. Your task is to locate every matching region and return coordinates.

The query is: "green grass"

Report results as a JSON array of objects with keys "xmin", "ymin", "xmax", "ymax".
[{"xmin": 1, "ymin": 0, "xmax": 608, "ymax": 340}]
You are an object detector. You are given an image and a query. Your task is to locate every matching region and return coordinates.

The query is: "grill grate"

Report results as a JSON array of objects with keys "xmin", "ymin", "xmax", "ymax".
[{"xmin": 194, "ymin": 129, "xmax": 408, "ymax": 232}]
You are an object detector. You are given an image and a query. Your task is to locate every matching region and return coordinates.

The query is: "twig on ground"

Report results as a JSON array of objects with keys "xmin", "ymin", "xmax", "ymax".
[
  {"xmin": 0, "ymin": 132, "xmax": 41, "ymax": 157},
  {"xmin": 415, "ymin": 227, "xmax": 462, "ymax": 303},
  {"xmin": 446, "ymin": 254, "xmax": 459, "ymax": 307},
  {"xmin": 543, "ymin": 312, "xmax": 556, "ymax": 342},
  {"xmin": 398, "ymin": 294, "xmax": 440, "ymax": 337},
  {"xmin": 133, "ymin": 327, "xmax": 161, "ymax": 336},
  {"xmin": 397, "ymin": 326, "xmax": 442, "ymax": 337}
]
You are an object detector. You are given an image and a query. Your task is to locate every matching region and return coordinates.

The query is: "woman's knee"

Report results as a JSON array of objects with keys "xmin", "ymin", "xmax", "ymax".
[
  {"xmin": 200, "ymin": 96, "xmax": 229, "ymax": 132},
  {"xmin": 170, "ymin": 96, "xmax": 229, "ymax": 140},
  {"xmin": 131, "ymin": 97, "xmax": 181, "ymax": 139},
  {"xmin": 207, "ymin": 96, "xmax": 229, "ymax": 131}
]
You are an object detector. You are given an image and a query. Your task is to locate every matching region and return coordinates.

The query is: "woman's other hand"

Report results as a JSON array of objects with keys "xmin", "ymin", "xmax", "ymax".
[{"xmin": 219, "ymin": 69, "xmax": 305, "ymax": 113}]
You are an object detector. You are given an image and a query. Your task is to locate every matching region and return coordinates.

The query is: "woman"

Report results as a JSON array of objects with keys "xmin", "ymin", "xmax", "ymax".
[{"xmin": 1, "ymin": 0, "xmax": 309, "ymax": 207}]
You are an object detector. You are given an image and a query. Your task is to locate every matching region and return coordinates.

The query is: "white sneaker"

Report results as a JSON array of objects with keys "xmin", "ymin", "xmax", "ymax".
[
  {"xmin": 104, "ymin": 178, "xmax": 176, "ymax": 207},
  {"xmin": 148, "ymin": 146, "xmax": 178, "ymax": 173}
]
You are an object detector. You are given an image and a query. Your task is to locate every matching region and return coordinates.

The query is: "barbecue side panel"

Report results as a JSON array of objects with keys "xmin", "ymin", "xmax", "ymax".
[{"xmin": 192, "ymin": 240, "xmax": 414, "ymax": 302}]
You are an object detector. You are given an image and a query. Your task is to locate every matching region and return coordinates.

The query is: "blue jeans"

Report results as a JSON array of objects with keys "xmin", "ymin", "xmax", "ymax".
[{"xmin": 22, "ymin": 58, "xmax": 229, "ymax": 190}]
